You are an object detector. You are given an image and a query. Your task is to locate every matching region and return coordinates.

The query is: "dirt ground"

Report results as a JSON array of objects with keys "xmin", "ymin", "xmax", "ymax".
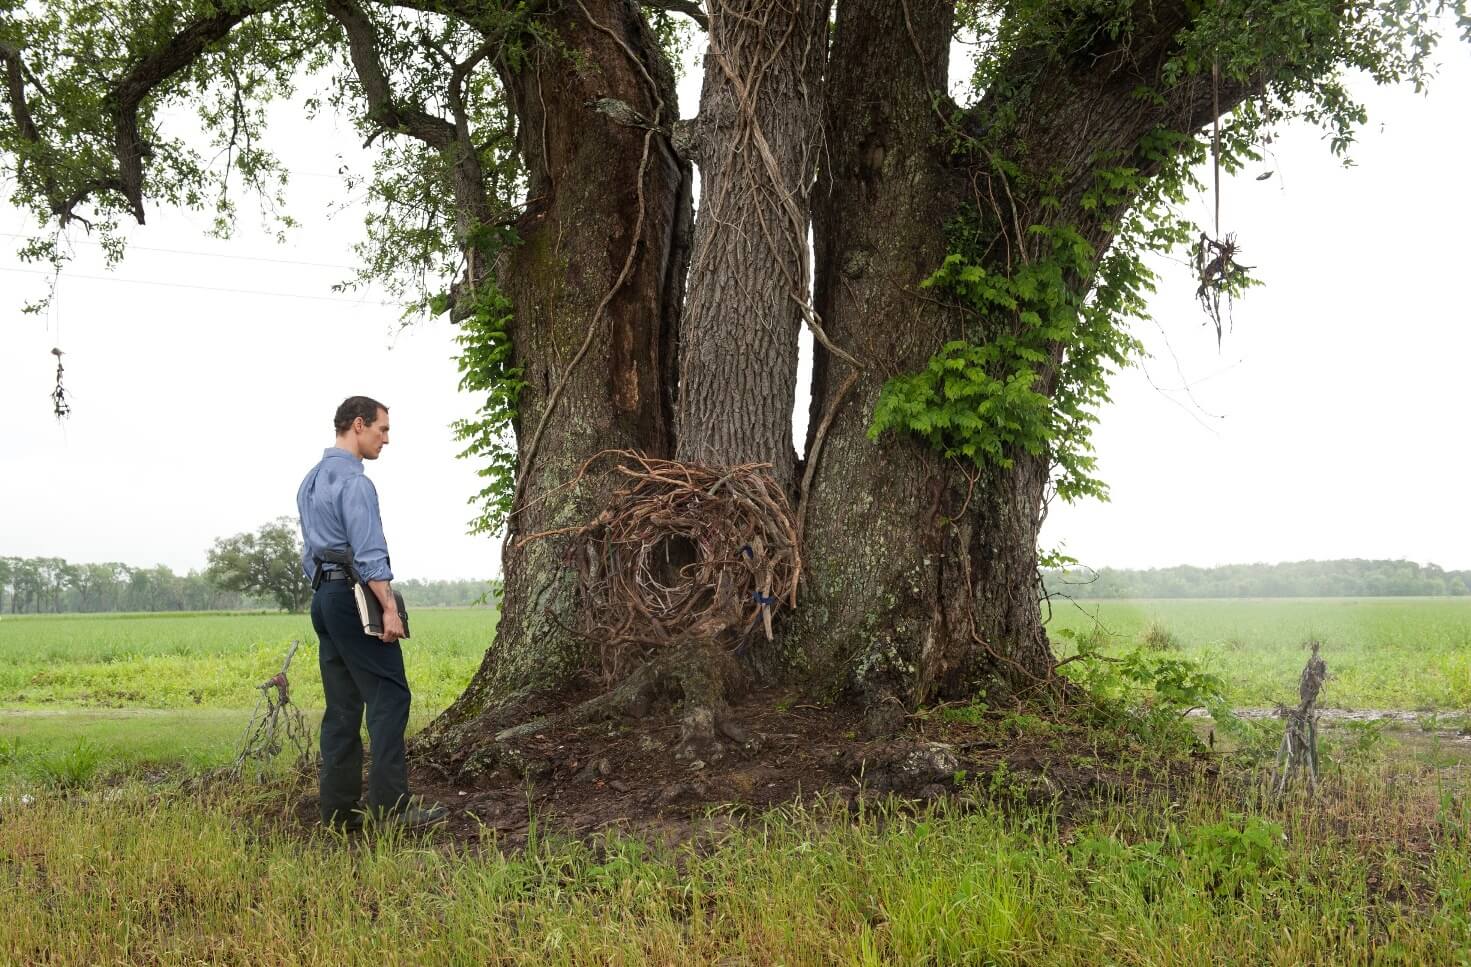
[{"xmin": 289, "ymin": 688, "xmax": 1211, "ymax": 849}]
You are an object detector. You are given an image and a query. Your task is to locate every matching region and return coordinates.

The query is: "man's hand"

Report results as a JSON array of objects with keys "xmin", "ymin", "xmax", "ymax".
[
  {"xmin": 368, "ymin": 579, "xmax": 404, "ymax": 643},
  {"xmin": 380, "ymin": 610, "xmax": 406, "ymax": 644}
]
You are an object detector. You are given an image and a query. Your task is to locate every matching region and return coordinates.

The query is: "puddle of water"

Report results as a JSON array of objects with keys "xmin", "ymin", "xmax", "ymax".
[{"xmin": 1192, "ymin": 707, "xmax": 1471, "ymax": 767}]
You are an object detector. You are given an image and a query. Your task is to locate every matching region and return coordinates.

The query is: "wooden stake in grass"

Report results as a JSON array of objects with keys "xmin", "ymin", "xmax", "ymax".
[{"xmin": 1274, "ymin": 640, "xmax": 1327, "ymax": 795}]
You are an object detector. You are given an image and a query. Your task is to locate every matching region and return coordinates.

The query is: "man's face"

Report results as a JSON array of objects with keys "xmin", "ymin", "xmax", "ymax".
[{"xmin": 356, "ymin": 408, "xmax": 390, "ymax": 459}]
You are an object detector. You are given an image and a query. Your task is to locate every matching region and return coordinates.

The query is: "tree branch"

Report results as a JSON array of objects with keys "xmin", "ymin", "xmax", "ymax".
[
  {"xmin": 641, "ymin": 0, "xmax": 708, "ymax": 31},
  {"xmin": 970, "ymin": 2, "xmax": 1259, "ymax": 173},
  {"xmin": 2, "ymin": 4, "xmax": 282, "ymax": 226},
  {"xmin": 108, "ymin": 4, "xmax": 273, "ymax": 221},
  {"xmin": 323, "ymin": 0, "xmax": 456, "ymax": 151},
  {"xmin": 2, "ymin": 42, "xmax": 123, "ymax": 228},
  {"xmin": 0, "ymin": 42, "xmax": 41, "ymax": 145}
]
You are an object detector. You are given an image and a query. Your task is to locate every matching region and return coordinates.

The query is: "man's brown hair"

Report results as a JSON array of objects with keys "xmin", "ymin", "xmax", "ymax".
[{"xmin": 334, "ymin": 396, "xmax": 388, "ymax": 434}]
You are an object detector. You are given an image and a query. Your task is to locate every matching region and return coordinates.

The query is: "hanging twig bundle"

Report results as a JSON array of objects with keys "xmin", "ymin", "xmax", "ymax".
[
  {"xmin": 520, "ymin": 451, "xmax": 800, "ymax": 678},
  {"xmin": 1194, "ymin": 232, "xmax": 1252, "ymax": 345},
  {"xmin": 50, "ymin": 347, "xmax": 71, "ymax": 420}
]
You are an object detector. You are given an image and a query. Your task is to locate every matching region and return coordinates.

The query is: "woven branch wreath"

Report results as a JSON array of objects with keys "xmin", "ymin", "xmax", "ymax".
[{"xmin": 520, "ymin": 451, "xmax": 801, "ymax": 676}]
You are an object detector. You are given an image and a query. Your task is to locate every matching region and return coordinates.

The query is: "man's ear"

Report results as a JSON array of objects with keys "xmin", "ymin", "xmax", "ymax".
[{"xmin": 352, "ymin": 417, "xmax": 365, "ymax": 433}]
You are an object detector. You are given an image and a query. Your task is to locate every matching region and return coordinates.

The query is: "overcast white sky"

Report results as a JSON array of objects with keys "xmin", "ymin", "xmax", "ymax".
[{"xmin": 3, "ymin": 35, "xmax": 1469, "ymax": 579}]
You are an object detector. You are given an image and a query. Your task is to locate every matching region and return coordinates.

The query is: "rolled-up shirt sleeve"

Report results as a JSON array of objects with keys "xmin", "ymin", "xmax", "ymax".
[{"xmin": 340, "ymin": 475, "xmax": 394, "ymax": 582}]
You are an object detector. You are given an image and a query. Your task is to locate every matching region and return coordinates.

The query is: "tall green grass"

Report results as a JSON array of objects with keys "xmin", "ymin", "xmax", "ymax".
[
  {"xmin": 3, "ymin": 603, "xmax": 1469, "ymax": 962},
  {"xmin": 2, "ymin": 764, "xmax": 1467, "ymax": 965}
]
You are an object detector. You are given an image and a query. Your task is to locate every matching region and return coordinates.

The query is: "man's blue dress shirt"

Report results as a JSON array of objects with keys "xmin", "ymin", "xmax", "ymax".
[{"xmin": 297, "ymin": 447, "xmax": 394, "ymax": 583}]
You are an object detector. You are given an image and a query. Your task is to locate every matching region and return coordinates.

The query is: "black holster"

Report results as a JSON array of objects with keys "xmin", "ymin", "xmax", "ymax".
[{"xmin": 312, "ymin": 547, "xmax": 364, "ymax": 590}]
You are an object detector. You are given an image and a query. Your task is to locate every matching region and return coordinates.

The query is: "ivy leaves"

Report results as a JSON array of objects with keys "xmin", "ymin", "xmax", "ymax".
[
  {"xmin": 870, "ymin": 338, "xmax": 1050, "ymax": 465},
  {"xmin": 450, "ymin": 285, "xmax": 523, "ymax": 537},
  {"xmin": 870, "ymin": 223, "xmax": 1131, "ymax": 504}
]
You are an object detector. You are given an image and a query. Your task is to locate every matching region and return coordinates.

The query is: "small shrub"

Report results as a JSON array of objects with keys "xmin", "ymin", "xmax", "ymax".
[
  {"xmin": 938, "ymin": 701, "xmax": 989, "ymax": 726},
  {"xmin": 1000, "ymin": 712, "xmax": 1055, "ymax": 736},
  {"xmin": 1184, "ymin": 815, "xmax": 1286, "ymax": 898},
  {"xmin": 1052, "ymin": 623, "xmax": 1113, "ymax": 656},
  {"xmin": 1069, "ymin": 834, "xmax": 1178, "ymax": 901},
  {"xmin": 1321, "ymin": 718, "xmax": 1388, "ymax": 770},
  {"xmin": 1217, "ymin": 716, "xmax": 1282, "ymax": 759},
  {"xmin": 1141, "ymin": 620, "xmax": 1181, "ymax": 651},
  {"xmin": 1062, "ymin": 643, "xmax": 1232, "ymax": 750}
]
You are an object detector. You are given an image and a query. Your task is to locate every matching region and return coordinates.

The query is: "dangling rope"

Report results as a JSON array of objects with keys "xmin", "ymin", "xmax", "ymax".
[{"xmin": 1212, "ymin": 49, "xmax": 1222, "ymax": 238}]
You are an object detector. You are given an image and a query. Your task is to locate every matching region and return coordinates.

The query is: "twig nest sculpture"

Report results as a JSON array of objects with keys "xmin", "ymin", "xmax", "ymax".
[{"xmin": 521, "ymin": 451, "xmax": 800, "ymax": 676}]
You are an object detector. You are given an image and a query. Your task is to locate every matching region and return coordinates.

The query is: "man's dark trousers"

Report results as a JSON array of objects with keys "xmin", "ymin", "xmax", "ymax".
[{"xmin": 311, "ymin": 580, "xmax": 411, "ymax": 823}]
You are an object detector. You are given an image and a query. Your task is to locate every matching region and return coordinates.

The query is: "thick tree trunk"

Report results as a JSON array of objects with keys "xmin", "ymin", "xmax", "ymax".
[
  {"xmin": 796, "ymin": 0, "xmax": 1262, "ymax": 734},
  {"xmin": 794, "ymin": 0, "xmax": 1046, "ymax": 736},
  {"xmin": 422, "ymin": 0, "xmax": 1264, "ymax": 761},
  {"xmin": 418, "ymin": 0, "xmax": 691, "ymax": 752},
  {"xmin": 673, "ymin": 0, "xmax": 828, "ymax": 486}
]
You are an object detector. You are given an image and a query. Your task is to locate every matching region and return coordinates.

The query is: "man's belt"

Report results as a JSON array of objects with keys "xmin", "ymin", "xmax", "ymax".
[{"xmin": 318, "ymin": 569, "xmax": 351, "ymax": 583}]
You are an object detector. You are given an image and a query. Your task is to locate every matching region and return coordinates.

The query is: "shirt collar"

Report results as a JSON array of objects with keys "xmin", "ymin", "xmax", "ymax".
[{"xmin": 322, "ymin": 446, "xmax": 363, "ymax": 466}]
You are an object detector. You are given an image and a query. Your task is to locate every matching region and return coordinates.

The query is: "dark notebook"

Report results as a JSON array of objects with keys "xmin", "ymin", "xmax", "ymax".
[{"xmin": 352, "ymin": 583, "xmax": 411, "ymax": 639}]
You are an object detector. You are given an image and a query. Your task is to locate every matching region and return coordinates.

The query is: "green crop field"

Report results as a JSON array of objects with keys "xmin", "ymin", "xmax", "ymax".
[
  {"xmin": 0, "ymin": 607, "xmax": 497, "ymax": 788},
  {"xmin": 1046, "ymin": 597, "xmax": 1471, "ymax": 710},
  {"xmin": 0, "ymin": 607, "xmax": 496, "ymax": 710},
  {"xmin": 1, "ymin": 598, "xmax": 1466, "ymax": 789}
]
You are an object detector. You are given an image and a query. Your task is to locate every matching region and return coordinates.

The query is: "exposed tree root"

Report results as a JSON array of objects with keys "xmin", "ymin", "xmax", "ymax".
[
  {"xmin": 493, "ymin": 661, "xmax": 663, "ymax": 743},
  {"xmin": 447, "ymin": 633, "xmax": 751, "ymax": 780},
  {"xmin": 669, "ymin": 638, "xmax": 746, "ymax": 762}
]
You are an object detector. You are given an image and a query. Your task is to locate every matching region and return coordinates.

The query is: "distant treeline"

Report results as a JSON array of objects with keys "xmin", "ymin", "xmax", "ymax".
[
  {"xmin": 1043, "ymin": 559, "xmax": 1471, "ymax": 599},
  {"xmin": 0, "ymin": 556, "xmax": 497, "ymax": 614},
  {"xmin": 394, "ymin": 578, "xmax": 499, "ymax": 608}
]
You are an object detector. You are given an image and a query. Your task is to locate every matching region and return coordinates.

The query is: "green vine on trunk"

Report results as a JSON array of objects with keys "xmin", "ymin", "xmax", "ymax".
[
  {"xmin": 868, "ymin": 159, "xmax": 1176, "ymax": 504},
  {"xmin": 870, "ymin": 220, "xmax": 1128, "ymax": 502},
  {"xmin": 445, "ymin": 280, "xmax": 523, "ymax": 537}
]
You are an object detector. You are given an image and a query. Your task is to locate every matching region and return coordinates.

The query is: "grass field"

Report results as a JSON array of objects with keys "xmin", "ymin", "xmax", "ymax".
[
  {"xmin": 3, "ymin": 752, "xmax": 1469, "ymax": 963},
  {"xmin": 2, "ymin": 599, "xmax": 1469, "ymax": 963},
  {"xmin": 2, "ymin": 597, "xmax": 1468, "ymax": 789},
  {"xmin": 1047, "ymin": 597, "xmax": 1471, "ymax": 709},
  {"xmin": 0, "ymin": 607, "xmax": 496, "ymax": 789}
]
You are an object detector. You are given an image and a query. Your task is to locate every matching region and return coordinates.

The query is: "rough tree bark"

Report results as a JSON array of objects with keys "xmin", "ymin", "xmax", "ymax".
[
  {"xmin": 673, "ymin": 0, "xmax": 829, "ymax": 486},
  {"xmin": 796, "ymin": 0, "xmax": 1025, "ymax": 738},
  {"xmin": 797, "ymin": 0, "xmax": 1257, "ymax": 735},
  {"xmin": 424, "ymin": 0, "xmax": 1262, "ymax": 759},
  {"xmin": 416, "ymin": 0, "xmax": 692, "ymax": 752}
]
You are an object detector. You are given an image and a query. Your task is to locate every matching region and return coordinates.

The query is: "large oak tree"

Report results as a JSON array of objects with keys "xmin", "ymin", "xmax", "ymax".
[{"xmin": 3, "ymin": 0, "xmax": 1463, "ymax": 766}]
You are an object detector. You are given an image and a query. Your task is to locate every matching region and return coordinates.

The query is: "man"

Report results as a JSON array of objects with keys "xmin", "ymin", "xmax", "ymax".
[{"xmin": 297, "ymin": 395, "xmax": 444, "ymax": 830}]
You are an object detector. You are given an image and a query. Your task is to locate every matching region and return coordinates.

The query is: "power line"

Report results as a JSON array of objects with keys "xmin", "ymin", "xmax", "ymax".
[
  {"xmin": 0, "ymin": 265, "xmax": 398, "ymax": 306},
  {"xmin": 0, "ymin": 232, "xmax": 359, "ymax": 271}
]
